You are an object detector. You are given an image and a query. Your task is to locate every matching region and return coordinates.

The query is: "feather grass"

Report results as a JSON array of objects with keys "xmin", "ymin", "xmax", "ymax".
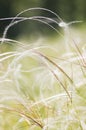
[{"xmin": 0, "ymin": 7, "xmax": 86, "ymax": 130}]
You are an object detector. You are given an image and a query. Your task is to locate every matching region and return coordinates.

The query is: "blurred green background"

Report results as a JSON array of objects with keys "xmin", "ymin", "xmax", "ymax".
[{"xmin": 0, "ymin": 0, "xmax": 86, "ymax": 39}]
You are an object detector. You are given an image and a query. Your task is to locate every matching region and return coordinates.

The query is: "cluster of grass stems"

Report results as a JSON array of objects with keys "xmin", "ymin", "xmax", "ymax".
[{"xmin": 0, "ymin": 8, "xmax": 86, "ymax": 130}]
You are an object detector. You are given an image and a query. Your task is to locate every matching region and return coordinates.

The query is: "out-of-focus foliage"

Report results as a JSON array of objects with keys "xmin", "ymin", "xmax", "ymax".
[
  {"xmin": 43, "ymin": 0, "xmax": 86, "ymax": 20},
  {"xmin": 0, "ymin": 0, "xmax": 86, "ymax": 38}
]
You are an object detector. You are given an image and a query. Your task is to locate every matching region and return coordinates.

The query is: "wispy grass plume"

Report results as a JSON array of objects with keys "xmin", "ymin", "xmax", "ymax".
[{"xmin": 0, "ymin": 7, "xmax": 86, "ymax": 130}]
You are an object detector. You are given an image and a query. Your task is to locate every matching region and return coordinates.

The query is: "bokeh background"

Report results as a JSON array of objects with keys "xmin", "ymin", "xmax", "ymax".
[{"xmin": 0, "ymin": 0, "xmax": 86, "ymax": 39}]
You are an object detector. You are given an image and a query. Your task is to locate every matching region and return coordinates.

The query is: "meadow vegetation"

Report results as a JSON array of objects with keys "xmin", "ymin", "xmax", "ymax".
[{"xmin": 0, "ymin": 8, "xmax": 86, "ymax": 130}]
